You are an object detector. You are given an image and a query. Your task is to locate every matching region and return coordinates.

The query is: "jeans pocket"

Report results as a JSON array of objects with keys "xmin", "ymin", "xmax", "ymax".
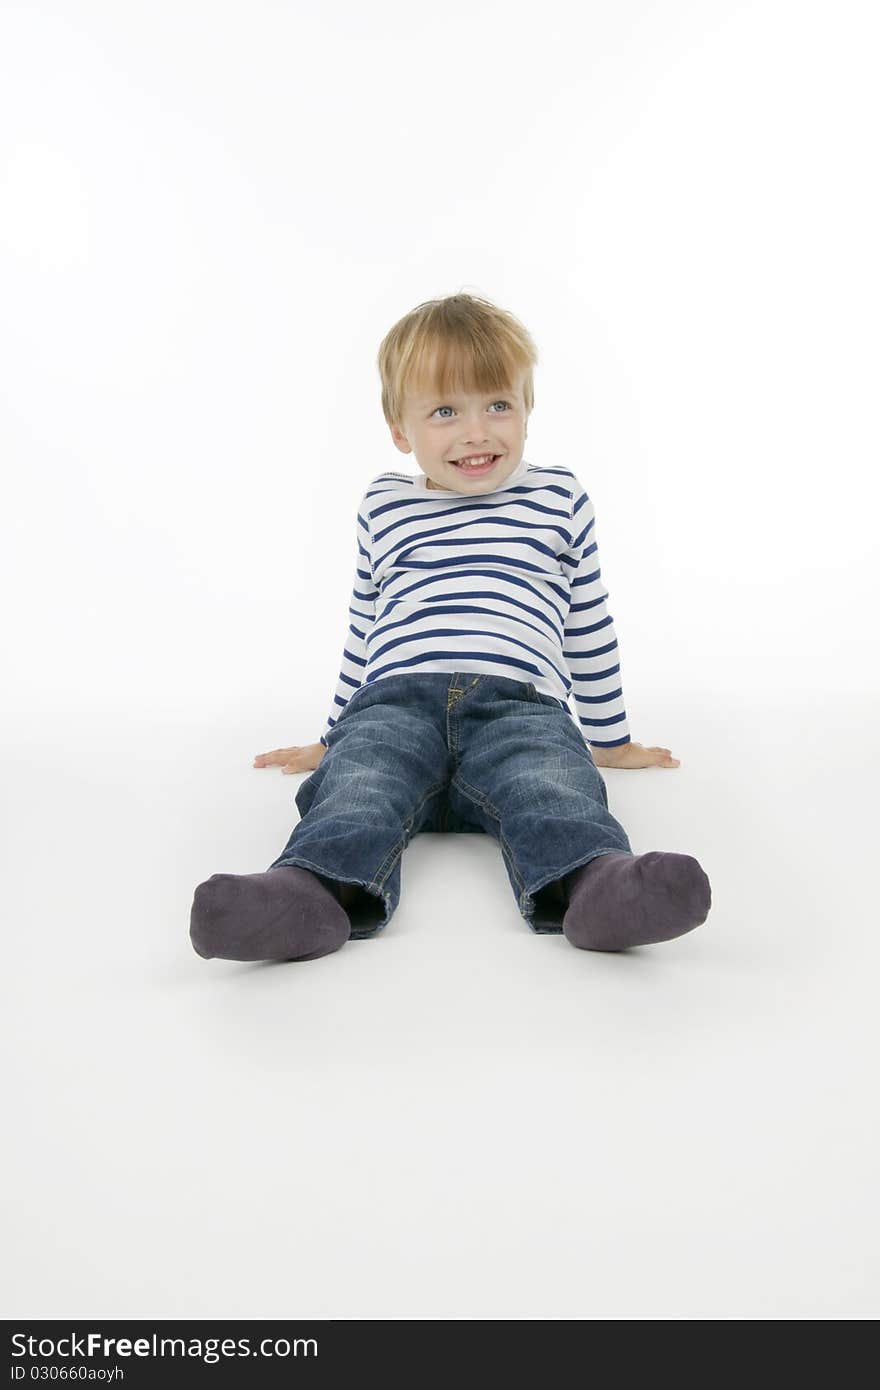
[{"xmin": 527, "ymin": 682, "xmax": 566, "ymax": 710}]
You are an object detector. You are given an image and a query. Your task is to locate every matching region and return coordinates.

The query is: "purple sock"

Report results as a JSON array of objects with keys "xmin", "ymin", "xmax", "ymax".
[
  {"xmin": 190, "ymin": 865, "xmax": 351, "ymax": 962},
  {"xmin": 562, "ymin": 850, "xmax": 712, "ymax": 951}
]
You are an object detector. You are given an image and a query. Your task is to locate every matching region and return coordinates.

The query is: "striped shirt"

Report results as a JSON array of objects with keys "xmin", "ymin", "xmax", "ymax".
[{"xmin": 319, "ymin": 456, "xmax": 631, "ymax": 749}]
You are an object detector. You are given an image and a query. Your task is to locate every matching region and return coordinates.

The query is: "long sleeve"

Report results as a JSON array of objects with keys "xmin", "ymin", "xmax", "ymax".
[
  {"xmin": 318, "ymin": 498, "xmax": 379, "ymax": 747},
  {"xmin": 561, "ymin": 476, "xmax": 631, "ymax": 748}
]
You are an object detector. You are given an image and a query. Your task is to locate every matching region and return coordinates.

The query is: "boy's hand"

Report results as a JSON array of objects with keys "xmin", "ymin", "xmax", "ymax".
[
  {"xmin": 253, "ymin": 742, "xmax": 327, "ymax": 774},
  {"xmin": 591, "ymin": 741, "xmax": 680, "ymax": 769}
]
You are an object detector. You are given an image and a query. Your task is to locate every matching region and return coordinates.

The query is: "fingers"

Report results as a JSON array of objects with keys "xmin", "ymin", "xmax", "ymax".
[
  {"xmin": 645, "ymin": 745, "xmax": 680, "ymax": 768},
  {"xmin": 253, "ymin": 748, "xmax": 299, "ymax": 767}
]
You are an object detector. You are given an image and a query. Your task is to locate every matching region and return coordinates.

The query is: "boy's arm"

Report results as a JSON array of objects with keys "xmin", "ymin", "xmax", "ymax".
[
  {"xmin": 318, "ymin": 498, "xmax": 378, "ymax": 747},
  {"xmin": 561, "ymin": 476, "xmax": 632, "ymax": 749}
]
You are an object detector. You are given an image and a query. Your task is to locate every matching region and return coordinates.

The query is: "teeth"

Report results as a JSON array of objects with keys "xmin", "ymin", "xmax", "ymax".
[{"xmin": 456, "ymin": 455, "xmax": 495, "ymax": 468}]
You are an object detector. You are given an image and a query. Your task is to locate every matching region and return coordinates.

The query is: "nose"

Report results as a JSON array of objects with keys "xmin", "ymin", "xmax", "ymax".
[{"xmin": 460, "ymin": 414, "xmax": 491, "ymax": 445}]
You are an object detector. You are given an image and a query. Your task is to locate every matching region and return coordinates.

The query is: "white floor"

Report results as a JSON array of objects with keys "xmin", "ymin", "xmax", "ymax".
[{"xmin": 4, "ymin": 694, "xmax": 878, "ymax": 1320}]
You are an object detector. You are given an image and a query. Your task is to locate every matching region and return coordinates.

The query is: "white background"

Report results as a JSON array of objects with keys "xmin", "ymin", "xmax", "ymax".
[{"xmin": 2, "ymin": 0, "xmax": 878, "ymax": 1320}]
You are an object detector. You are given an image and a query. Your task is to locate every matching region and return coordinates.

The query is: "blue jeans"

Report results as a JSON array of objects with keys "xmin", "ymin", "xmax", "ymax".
[{"xmin": 267, "ymin": 672, "xmax": 633, "ymax": 938}]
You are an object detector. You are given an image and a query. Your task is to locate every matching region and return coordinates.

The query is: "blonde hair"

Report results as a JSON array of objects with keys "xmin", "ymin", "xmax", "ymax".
[{"xmin": 377, "ymin": 291, "xmax": 539, "ymax": 429}]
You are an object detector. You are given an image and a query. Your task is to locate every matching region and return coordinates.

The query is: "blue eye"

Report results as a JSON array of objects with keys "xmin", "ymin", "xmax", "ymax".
[{"xmin": 430, "ymin": 400, "xmax": 511, "ymax": 418}]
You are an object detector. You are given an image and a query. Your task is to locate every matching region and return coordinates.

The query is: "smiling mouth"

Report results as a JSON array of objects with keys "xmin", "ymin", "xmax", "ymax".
[{"xmin": 450, "ymin": 454, "xmax": 501, "ymax": 475}]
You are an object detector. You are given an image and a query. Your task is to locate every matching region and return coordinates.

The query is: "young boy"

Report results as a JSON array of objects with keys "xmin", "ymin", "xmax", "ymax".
[{"xmin": 190, "ymin": 293, "xmax": 711, "ymax": 963}]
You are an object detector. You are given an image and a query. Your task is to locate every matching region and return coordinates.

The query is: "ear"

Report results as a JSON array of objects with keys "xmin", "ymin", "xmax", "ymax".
[{"xmin": 389, "ymin": 422, "xmax": 412, "ymax": 454}]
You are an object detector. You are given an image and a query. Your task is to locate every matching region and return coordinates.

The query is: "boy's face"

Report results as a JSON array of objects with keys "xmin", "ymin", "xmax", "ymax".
[{"xmin": 389, "ymin": 368, "xmax": 530, "ymax": 492}]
